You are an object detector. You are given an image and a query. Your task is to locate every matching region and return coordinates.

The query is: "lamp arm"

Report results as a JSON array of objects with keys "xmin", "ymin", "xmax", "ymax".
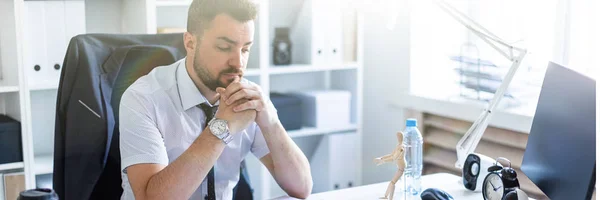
[
  {"xmin": 435, "ymin": 0, "xmax": 526, "ymax": 61},
  {"xmin": 435, "ymin": 0, "xmax": 503, "ymax": 42},
  {"xmin": 433, "ymin": 0, "xmax": 529, "ymax": 169},
  {"xmin": 454, "ymin": 49, "xmax": 526, "ymax": 169}
]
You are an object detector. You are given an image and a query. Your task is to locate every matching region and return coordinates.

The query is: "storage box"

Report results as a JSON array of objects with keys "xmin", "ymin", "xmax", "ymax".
[
  {"xmin": 270, "ymin": 93, "xmax": 303, "ymax": 131},
  {"xmin": 0, "ymin": 115, "xmax": 22, "ymax": 164},
  {"xmin": 291, "ymin": 90, "xmax": 351, "ymax": 128}
]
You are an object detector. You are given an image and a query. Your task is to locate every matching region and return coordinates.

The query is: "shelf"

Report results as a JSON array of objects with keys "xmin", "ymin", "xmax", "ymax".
[
  {"xmin": 29, "ymin": 84, "xmax": 58, "ymax": 91},
  {"xmin": 287, "ymin": 124, "xmax": 358, "ymax": 138},
  {"xmin": 0, "ymin": 85, "xmax": 19, "ymax": 93},
  {"xmin": 0, "ymin": 162, "xmax": 24, "ymax": 171},
  {"xmin": 269, "ymin": 63, "xmax": 359, "ymax": 75},
  {"xmin": 34, "ymin": 155, "xmax": 53, "ymax": 175},
  {"xmin": 156, "ymin": 0, "xmax": 192, "ymax": 7}
]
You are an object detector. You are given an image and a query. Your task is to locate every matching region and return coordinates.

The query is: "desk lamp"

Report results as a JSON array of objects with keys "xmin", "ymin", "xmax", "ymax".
[{"xmin": 431, "ymin": 0, "xmax": 528, "ymax": 192}]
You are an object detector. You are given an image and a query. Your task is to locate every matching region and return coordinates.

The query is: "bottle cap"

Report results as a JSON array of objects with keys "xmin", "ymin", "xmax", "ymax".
[{"xmin": 406, "ymin": 118, "xmax": 417, "ymax": 127}]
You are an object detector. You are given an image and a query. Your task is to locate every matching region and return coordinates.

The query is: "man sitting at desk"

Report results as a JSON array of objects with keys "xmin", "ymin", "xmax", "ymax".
[{"xmin": 118, "ymin": 0, "xmax": 313, "ymax": 199}]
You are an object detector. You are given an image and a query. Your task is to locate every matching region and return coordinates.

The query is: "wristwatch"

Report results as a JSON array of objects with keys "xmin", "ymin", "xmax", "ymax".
[{"xmin": 208, "ymin": 118, "xmax": 234, "ymax": 144}]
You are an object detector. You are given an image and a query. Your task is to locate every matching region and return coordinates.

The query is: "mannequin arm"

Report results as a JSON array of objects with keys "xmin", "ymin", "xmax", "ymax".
[{"xmin": 374, "ymin": 154, "xmax": 395, "ymax": 165}]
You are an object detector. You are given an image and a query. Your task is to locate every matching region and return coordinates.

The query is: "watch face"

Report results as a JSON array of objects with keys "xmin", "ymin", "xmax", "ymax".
[
  {"xmin": 483, "ymin": 173, "xmax": 504, "ymax": 200},
  {"xmin": 210, "ymin": 120, "xmax": 228, "ymax": 138}
]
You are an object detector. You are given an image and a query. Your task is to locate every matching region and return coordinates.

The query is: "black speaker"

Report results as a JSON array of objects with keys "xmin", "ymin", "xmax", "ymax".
[{"xmin": 462, "ymin": 153, "xmax": 496, "ymax": 191}]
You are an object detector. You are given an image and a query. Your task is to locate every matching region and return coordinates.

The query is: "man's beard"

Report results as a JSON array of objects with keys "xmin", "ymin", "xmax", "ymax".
[{"xmin": 193, "ymin": 48, "xmax": 243, "ymax": 91}]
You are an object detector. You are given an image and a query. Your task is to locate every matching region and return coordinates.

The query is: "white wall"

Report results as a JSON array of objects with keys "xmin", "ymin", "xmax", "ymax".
[{"xmin": 361, "ymin": 0, "xmax": 412, "ymax": 185}]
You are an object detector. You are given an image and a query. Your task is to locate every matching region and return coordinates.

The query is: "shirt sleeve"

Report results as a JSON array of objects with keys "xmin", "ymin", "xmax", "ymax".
[
  {"xmin": 250, "ymin": 123, "xmax": 270, "ymax": 159},
  {"xmin": 119, "ymin": 88, "xmax": 169, "ymax": 173}
]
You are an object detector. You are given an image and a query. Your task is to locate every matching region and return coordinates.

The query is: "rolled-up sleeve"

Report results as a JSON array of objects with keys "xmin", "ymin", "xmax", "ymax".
[
  {"xmin": 250, "ymin": 123, "xmax": 270, "ymax": 159},
  {"xmin": 119, "ymin": 89, "xmax": 169, "ymax": 173}
]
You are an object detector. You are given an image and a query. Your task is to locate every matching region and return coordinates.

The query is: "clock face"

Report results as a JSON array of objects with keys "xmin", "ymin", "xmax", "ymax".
[{"xmin": 483, "ymin": 173, "xmax": 504, "ymax": 200}]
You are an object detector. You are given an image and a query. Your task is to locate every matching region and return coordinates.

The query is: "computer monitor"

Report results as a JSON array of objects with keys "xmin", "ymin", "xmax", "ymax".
[{"xmin": 521, "ymin": 62, "xmax": 596, "ymax": 200}]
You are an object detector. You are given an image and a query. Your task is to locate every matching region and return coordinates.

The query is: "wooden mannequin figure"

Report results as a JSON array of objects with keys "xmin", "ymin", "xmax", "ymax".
[{"xmin": 374, "ymin": 131, "xmax": 406, "ymax": 200}]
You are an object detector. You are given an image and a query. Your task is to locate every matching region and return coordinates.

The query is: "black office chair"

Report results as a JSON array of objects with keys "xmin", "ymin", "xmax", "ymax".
[{"xmin": 54, "ymin": 34, "xmax": 253, "ymax": 200}]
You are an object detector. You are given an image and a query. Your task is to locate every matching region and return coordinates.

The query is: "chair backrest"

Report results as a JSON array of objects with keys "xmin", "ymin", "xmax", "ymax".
[
  {"xmin": 54, "ymin": 33, "xmax": 187, "ymax": 200},
  {"xmin": 91, "ymin": 44, "xmax": 184, "ymax": 200}
]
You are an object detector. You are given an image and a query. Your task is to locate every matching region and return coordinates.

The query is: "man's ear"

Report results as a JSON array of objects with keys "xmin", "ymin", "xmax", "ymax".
[{"xmin": 183, "ymin": 32, "xmax": 196, "ymax": 56}]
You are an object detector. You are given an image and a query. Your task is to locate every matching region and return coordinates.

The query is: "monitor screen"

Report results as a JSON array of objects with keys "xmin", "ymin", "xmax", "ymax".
[{"xmin": 521, "ymin": 62, "xmax": 596, "ymax": 200}]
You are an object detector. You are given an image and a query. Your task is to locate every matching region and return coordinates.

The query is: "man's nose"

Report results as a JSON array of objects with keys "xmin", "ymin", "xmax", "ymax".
[{"xmin": 228, "ymin": 52, "xmax": 244, "ymax": 69}]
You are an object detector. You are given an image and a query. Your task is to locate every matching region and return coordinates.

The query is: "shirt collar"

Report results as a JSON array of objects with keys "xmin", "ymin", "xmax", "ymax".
[{"xmin": 176, "ymin": 58, "xmax": 216, "ymax": 111}]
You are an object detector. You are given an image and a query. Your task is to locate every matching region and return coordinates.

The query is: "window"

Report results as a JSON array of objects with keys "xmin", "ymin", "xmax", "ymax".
[
  {"xmin": 560, "ymin": 0, "xmax": 598, "ymax": 78},
  {"xmin": 409, "ymin": 0, "xmax": 596, "ymax": 114}
]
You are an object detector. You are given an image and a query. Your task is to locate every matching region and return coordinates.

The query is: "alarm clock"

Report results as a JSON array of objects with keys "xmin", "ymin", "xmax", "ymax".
[
  {"xmin": 482, "ymin": 157, "xmax": 528, "ymax": 200},
  {"xmin": 462, "ymin": 153, "xmax": 497, "ymax": 191}
]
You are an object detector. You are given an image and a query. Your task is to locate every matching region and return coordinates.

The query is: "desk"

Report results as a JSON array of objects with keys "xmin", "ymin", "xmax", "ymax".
[{"xmin": 274, "ymin": 173, "xmax": 529, "ymax": 200}]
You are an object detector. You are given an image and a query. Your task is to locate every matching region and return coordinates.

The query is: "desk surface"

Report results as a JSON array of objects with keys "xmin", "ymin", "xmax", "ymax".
[{"xmin": 274, "ymin": 173, "xmax": 504, "ymax": 200}]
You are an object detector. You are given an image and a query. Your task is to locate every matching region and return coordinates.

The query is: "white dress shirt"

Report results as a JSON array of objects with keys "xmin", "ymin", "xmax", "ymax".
[{"xmin": 119, "ymin": 58, "xmax": 270, "ymax": 200}]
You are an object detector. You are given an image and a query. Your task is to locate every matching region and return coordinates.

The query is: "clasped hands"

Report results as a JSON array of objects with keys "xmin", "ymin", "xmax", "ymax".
[{"xmin": 214, "ymin": 79, "xmax": 278, "ymax": 134}]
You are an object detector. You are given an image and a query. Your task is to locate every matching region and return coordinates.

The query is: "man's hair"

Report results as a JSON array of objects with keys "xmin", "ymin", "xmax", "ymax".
[{"xmin": 187, "ymin": 0, "xmax": 259, "ymax": 36}]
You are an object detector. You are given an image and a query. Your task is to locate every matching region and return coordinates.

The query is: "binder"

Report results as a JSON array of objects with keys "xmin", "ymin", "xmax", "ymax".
[
  {"xmin": 44, "ymin": 1, "xmax": 67, "ymax": 90},
  {"xmin": 23, "ymin": 1, "xmax": 86, "ymax": 90},
  {"xmin": 290, "ymin": 0, "xmax": 344, "ymax": 65},
  {"xmin": 323, "ymin": 0, "xmax": 343, "ymax": 65},
  {"xmin": 64, "ymin": 1, "xmax": 86, "ymax": 42},
  {"xmin": 23, "ymin": 1, "xmax": 48, "ymax": 89},
  {"xmin": 290, "ymin": 0, "xmax": 326, "ymax": 65},
  {"xmin": 328, "ymin": 132, "xmax": 358, "ymax": 190}
]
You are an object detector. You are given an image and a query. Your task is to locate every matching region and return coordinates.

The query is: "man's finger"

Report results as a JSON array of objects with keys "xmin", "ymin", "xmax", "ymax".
[
  {"xmin": 223, "ymin": 82, "xmax": 244, "ymax": 99},
  {"xmin": 233, "ymin": 100, "xmax": 261, "ymax": 112},
  {"xmin": 224, "ymin": 81, "xmax": 258, "ymax": 99},
  {"xmin": 226, "ymin": 89, "xmax": 261, "ymax": 105}
]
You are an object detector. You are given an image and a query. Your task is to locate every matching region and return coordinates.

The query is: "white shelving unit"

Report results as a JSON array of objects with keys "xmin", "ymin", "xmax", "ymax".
[
  {"xmin": 0, "ymin": 162, "xmax": 24, "ymax": 172},
  {"xmin": 2, "ymin": 0, "xmax": 363, "ymax": 199},
  {"xmin": 268, "ymin": 63, "xmax": 359, "ymax": 75},
  {"xmin": 287, "ymin": 124, "xmax": 358, "ymax": 138},
  {"xmin": 1, "ymin": 0, "xmax": 87, "ymax": 197},
  {"xmin": 0, "ymin": 86, "xmax": 20, "ymax": 93},
  {"xmin": 0, "ymin": 0, "xmax": 35, "ymax": 196},
  {"xmin": 33, "ymin": 155, "xmax": 53, "ymax": 175}
]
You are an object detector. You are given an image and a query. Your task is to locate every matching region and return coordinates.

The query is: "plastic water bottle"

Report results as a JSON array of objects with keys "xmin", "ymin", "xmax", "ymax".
[{"xmin": 403, "ymin": 118, "xmax": 423, "ymax": 196}]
